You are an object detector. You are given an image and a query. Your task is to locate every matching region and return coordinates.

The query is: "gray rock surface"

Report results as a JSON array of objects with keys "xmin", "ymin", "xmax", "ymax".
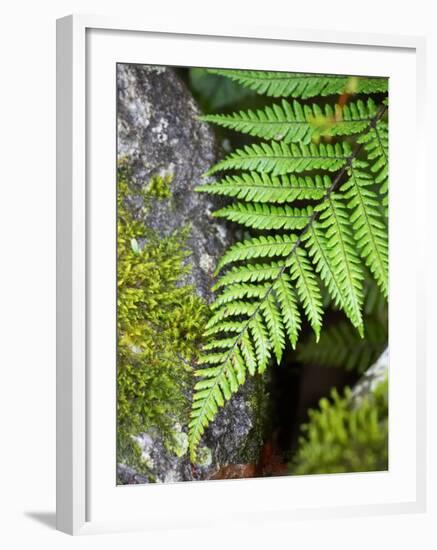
[
  {"xmin": 116, "ymin": 64, "xmax": 266, "ymax": 484},
  {"xmin": 351, "ymin": 348, "xmax": 388, "ymax": 407},
  {"xmin": 117, "ymin": 63, "xmax": 227, "ymax": 299}
]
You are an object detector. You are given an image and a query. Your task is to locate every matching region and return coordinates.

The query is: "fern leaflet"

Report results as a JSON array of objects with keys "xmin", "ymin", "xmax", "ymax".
[
  {"xmin": 197, "ymin": 173, "xmax": 330, "ymax": 203},
  {"xmin": 357, "ymin": 119, "xmax": 389, "ymax": 210},
  {"xmin": 202, "ymin": 98, "xmax": 379, "ymax": 144},
  {"xmin": 207, "ymin": 69, "xmax": 388, "ymax": 98},
  {"xmin": 213, "ymin": 203, "xmax": 313, "ymax": 230},
  {"xmin": 341, "ymin": 164, "xmax": 388, "ymax": 297},
  {"xmin": 207, "ymin": 141, "xmax": 351, "ymax": 176}
]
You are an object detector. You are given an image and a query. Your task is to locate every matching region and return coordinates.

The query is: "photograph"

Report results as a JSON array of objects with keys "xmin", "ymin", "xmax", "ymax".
[
  {"xmin": 1, "ymin": 1, "xmax": 432, "ymax": 545},
  {"xmin": 116, "ymin": 63, "xmax": 389, "ymax": 485}
]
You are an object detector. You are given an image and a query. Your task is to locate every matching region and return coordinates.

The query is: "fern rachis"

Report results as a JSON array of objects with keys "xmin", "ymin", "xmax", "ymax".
[{"xmin": 189, "ymin": 70, "xmax": 389, "ymax": 460}]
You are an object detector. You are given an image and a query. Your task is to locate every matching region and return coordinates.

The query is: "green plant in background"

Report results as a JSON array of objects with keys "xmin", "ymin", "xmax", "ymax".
[
  {"xmin": 189, "ymin": 68, "xmax": 256, "ymax": 111},
  {"xmin": 189, "ymin": 70, "xmax": 388, "ymax": 460},
  {"xmin": 291, "ymin": 377, "xmax": 388, "ymax": 475},
  {"xmin": 117, "ymin": 166, "xmax": 208, "ymax": 474},
  {"xmin": 297, "ymin": 280, "xmax": 388, "ymax": 373}
]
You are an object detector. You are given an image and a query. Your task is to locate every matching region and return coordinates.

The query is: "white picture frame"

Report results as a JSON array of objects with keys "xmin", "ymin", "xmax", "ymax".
[{"xmin": 56, "ymin": 14, "xmax": 427, "ymax": 535}]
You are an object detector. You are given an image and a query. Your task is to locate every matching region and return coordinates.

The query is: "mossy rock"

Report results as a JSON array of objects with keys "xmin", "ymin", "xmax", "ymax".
[
  {"xmin": 117, "ymin": 63, "xmax": 227, "ymax": 299},
  {"xmin": 116, "ymin": 64, "xmax": 269, "ymax": 483}
]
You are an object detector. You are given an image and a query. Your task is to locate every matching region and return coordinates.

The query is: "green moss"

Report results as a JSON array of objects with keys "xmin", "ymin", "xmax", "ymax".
[
  {"xmin": 146, "ymin": 173, "xmax": 173, "ymax": 199},
  {"xmin": 291, "ymin": 378, "xmax": 388, "ymax": 475},
  {"xmin": 117, "ymin": 164, "xmax": 208, "ymax": 475},
  {"xmin": 163, "ymin": 423, "xmax": 190, "ymax": 458}
]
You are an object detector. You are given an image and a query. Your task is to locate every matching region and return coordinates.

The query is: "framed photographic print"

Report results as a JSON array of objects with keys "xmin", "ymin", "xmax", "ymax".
[{"xmin": 56, "ymin": 14, "xmax": 427, "ymax": 535}]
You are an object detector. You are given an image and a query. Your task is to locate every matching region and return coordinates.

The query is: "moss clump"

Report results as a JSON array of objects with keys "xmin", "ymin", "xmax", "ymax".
[
  {"xmin": 165, "ymin": 426, "xmax": 189, "ymax": 458},
  {"xmin": 291, "ymin": 378, "xmax": 388, "ymax": 475},
  {"xmin": 117, "ymin": 165, "xmax": 208, "ymax": 475},
  {"xmin": 146, "ymin": 173, "xmax": 173, "ymax": 199}
]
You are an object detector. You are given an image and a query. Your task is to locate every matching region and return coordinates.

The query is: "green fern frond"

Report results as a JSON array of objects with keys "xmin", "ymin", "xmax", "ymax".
[
  {"xmin": 250, "ymin": 312, "xmax": 272, "ymax": 373},
  {"xmin": 212, "ymin": 261, "xmax": 286, "ymax": 290},
  {"xmin": 189, "ymin": 311, "xmax": 271, "ymax": 457},
  {"xmin": 202, "ymin": 99, "xmax": 378, "ymax": 144},
  {"xmin": 205, "ymin": 301, "xmax": 258, "ymax": 329},
  {"xmin": 190, "ymin": 360, "xmax": 237, "ymax": 450},
  {"xmin": 202, "ymin": 337, "xmax": 239, "ymax": 351},
  {"xmin": 240, "ymin": 332, "xmax": 257, "ymax": 375},
  {"xmin": 297, "ymin": 317, "xmax": 387, "ymax": 373},
  {"xmin": 289, "ymin": 247, "xmax": 324, "ymax": 340},
  {"xmin": 341, "ymin": 165, "xmax": 388, "ymax": 297},
  {"xmin": 206, "ymin": 141, "xmax": 351, "ymax": 176},
  {"xmin": 197, "ymin": 173, "xmax": 329, "ymax": 203},
  {"xmin": 303, "ymin": 224, "xmax": 357, "ymax": 328},
  {"xmin": 357, "ymin": 119, "xmax": 389, "ymax": 209},
  {"xmin": 216, "ymin": 234, "xmax": 298, "ymax": 273},
  {"xmin": 316, "ymin": 194, "xmax": 365, "ymax": 332},
  {"xmin": 204, "ymin": 320, "xmax": 246, "ymax": 337},
  {"xmin": 212, "ymin": 282, "xmax": 272, "ymax": 308},
  {"xmin": 213, "ymin": 203, "xmax": 313, "ymax": 230},
  {"xmin": 208, "ymin": 69, "xmax": 388, "ymax": 98},
  {"xmin": 273, "ymin": 274, "xmax": 301, "ymax": 349},
  {"xmin": 260, "ymin": 293, "xmax": 286, "ymax": 363},
  {"xmin": 189, "ymin": 69, "xmax": 389, "ymax": 461}
]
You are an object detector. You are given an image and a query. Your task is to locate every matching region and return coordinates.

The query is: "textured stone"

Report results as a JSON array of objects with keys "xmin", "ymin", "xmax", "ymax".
[
  {"xmin": 116, "ymin": 64, "xmax": 266, "ymax": 484},
  {"xmin": 351, "ymin": 348, "xmax": 388, "ymax": 407},
  {"xmin": 117, "ymin": 63, "xmax": 227, "ymax": 299}
]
